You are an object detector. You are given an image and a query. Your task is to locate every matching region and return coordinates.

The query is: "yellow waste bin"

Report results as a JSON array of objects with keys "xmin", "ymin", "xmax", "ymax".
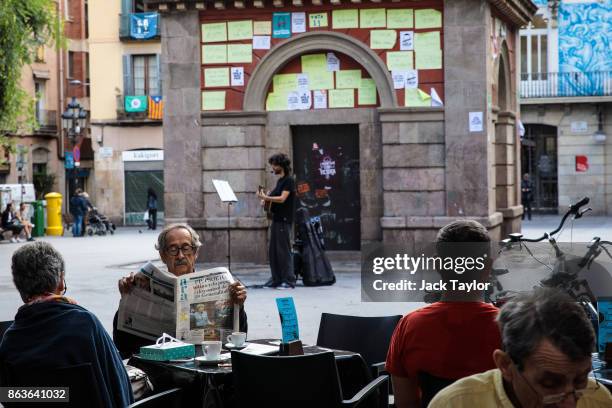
[{"xmin": 45, "ymin": 192, "xmax": 63, "ymax": 236}]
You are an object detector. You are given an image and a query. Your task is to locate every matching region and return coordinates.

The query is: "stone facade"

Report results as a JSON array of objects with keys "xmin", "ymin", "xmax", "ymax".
[{"xmin": 152, "ymin": 0, "xmax": 535, "ymax": 262}]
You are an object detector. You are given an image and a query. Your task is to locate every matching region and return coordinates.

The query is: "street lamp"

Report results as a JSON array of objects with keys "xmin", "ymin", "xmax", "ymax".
[{"xmin": 61, "ymin": 96, "xmax": 88, "ymax": 201}]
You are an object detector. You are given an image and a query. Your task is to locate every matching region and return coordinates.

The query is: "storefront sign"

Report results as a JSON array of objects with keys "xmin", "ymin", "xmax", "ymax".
[
  {"xmin": 575, "ymin": 155, "xmax": 589, "ymax": 172},
  {"xmin": 570, "ymin": 121, "xmax": 588, "ymax": 133},
  {"xmin": 122, "ymin": 150, "xmax": 164, "ymax": 162},
  {"xmin": 130, "ymin": 13, "xmax": 158, "ymax": 40}
]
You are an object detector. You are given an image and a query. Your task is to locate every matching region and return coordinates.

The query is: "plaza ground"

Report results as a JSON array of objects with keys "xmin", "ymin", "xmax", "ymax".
[{"xmin": 1, "ymin": 215, "xmax": 611, "ymax": 344}]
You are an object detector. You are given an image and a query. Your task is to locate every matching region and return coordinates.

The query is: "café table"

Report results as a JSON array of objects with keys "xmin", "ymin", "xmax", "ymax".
[{"xmin": 128, "ymin": 339, "xmax": 375, "ymax": 408}]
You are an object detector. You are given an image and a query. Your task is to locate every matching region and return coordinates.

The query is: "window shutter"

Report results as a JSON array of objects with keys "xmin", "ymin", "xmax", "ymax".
[
  {"xmin": 155, "ymin": 54, "xmax": 162, "ymax": 96},
  {"xmin": 121, "ymin": 0, "xmax": 133, "ymax": 15},
  {"xmin": 122, "ymin": 55, "xmax": 133, "ymax": 96}
]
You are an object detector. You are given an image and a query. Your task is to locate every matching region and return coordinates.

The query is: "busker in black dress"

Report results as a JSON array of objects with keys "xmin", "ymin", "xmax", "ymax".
[{"xmin": 257, "ymin": 153, "xmax": 297, "ymax": 289}]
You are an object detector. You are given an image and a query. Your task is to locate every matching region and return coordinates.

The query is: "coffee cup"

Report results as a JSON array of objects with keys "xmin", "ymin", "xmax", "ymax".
[
  {"xmin": 228, "ymin": 332, "xmax": 247, "ymax": 347},
  {"xmin": 202, "ymin": 340, "xmax": 222, "ymax": 360}
]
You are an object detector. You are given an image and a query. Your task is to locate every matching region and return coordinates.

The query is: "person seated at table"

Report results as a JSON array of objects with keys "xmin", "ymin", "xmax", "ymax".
[
  {"xmin": 386, "ymin": 220, "xmax": 501, "ymax": 408},
  {"xmin": 1, "ymin": 202, "xmax": 25, "ymax": 243},
  {"xmin": 113, "ymin": 223, "xmax": 248, "ymax": 358},
  {"xmin": 429, "ymin": 288, "xmax": 612, "ymax": 407},
  {"xmin": 0, "ymin": 242, "xmax": 133, "ymax": 407}
]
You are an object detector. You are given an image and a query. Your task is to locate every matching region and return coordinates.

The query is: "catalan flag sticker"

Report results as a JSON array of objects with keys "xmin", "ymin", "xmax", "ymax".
[{"xmin": 148, "ymin": 95, "xmax": 164, "ymax": 120}]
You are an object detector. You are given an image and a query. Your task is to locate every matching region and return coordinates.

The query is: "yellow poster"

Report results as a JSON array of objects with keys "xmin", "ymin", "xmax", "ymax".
[
  {"xmin": 360, "ymin": 8, "xmax": 386, "ymax": 28},
  {"xmin": 386, "ymin": 51, "xmax": 413, "ymax": 71},
  {"xmin": 309, "ymin": 12, "xmax": 328, "ymax": 28},
  {"xmin": 204, "ymin": 68, "xmax": 230, "ymax": 88},
  {"xmin": 301, "ymin": 53, "xmax": 327, "ymax": 73},
  {"xmin": 404, "ymin": 88, "xmax": 431, "ymax": 107},
  {"xmin": 266, "ymin": 92, "xmax": 288, "ymax": 111},
  {"xmin": 415, "ymin": 32, "xmax": 442, "ymax": 69},
  {"xmin": 309, "ymin": 71, "xmax": 335, "ymax": 90},
  {"xmin": 387, "ymin": 9, "xmax": 413, "ymax": 29},
  {"xmin": 228, "ymin": 20, "xmax": 253, "ymax": 41},
  {"xmin": 202, "ymin": 91, "xmax": 226, "ymax": 110},
  {"xmin": 254, "ymin": 21, "xmax": 272, "ymax": 35},
  {"xmin": 202, "ymin": 44, "xmax": 227, "ymax": 64},
  {"xmin": 358, "ymin": 78, "xmax": 377, "ymax": 105},
  {"xmin": 273, "ymin": 74, "xmax": 298, "ymax": 93},
  {"xmin": 227, "ymin": 44, "xmax": 253, "ymax": 63},
  {"xmin": 329, "ymin": 89, "xmax": 355, "ymax": 108},
  {"xmin": 370, "ymin": 30, "xmax": 396, "ymax": 49},
  {"xmin": 332, "ymin": 9, "xmax": 358, "ymax": 29},
  {"xmin": 201, "ymin": 22, "xmax": 227, "ymax": 43},
  {"xmin": 335, "ymin": 70, "xmax": 361, "ymax": 89},
  {"xmin": 415, "ymin": 9, "xmax": 442, "ymax": 29}
]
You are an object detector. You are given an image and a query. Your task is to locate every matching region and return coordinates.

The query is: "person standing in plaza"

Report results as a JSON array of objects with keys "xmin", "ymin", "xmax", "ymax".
[
  {"xmin": 69, "ymin": 188, "xmax": 88, "ymax": 237},
  {"xmin": 257, "ymin": 153, "xmax": 297, "ymax": 289},
  {"xmin": 146, "ymin": 187, "xmax": 158, "ymax": 230},
  {"xmin": 521, "ymin": 173, "xmax": 533, "ymax": 221}
]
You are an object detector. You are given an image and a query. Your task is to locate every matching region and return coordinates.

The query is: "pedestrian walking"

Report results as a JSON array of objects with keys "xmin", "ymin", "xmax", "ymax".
[
  {"xmin": 521, "ymin": 173, "xmax": 533, "ymax": 221},
  {"xmin": 146, "ymin": 188, "xmax": 158, "ymax": 230},
  {"xmin": 69, "ymin": 188, "xmax": 88, "ymax": 237}
]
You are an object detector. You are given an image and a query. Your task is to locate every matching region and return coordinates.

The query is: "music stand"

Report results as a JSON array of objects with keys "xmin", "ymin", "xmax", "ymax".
[{"xmin": 212, "ymin": 180, "xmax": 238, "ymax": 271}]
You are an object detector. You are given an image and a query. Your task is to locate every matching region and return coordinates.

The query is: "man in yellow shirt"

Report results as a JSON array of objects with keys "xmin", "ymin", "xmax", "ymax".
[{"xmin": 430, "ymin": 288, "xmax": 612, "ymax": 407}]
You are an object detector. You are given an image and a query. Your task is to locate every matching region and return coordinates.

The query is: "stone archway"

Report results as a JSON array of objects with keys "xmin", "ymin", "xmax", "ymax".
[{"xmin": 243, "ymin": 31, "xmax": 397, "ymax": 110}]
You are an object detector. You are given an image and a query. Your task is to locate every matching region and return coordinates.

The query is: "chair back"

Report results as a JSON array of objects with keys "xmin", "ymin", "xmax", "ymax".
[
  {"xmin": 2, "ymin": 363, "xmax": 104, "ymax": 408},
  {"xmin": 0, "ymin": 320, "xmax": 13, "ymax": 344},
  {"xmin": 128, "ymin": 387, "xmax": 182, "ymax": 408},
  {"xmin": 316, "ymin": 313, "xmax": 402, "ymax": 367},
  {"xmin": 232, "ymin": 350, "xmax": 343, "ymax": 408},
  {"xmin": 418, "ymin": 371, "xmax": 457, "ymax": 408}
]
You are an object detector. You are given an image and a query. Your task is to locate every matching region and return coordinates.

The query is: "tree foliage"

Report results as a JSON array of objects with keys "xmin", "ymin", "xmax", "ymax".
[{"xmin": 0, "ymin": 0, "xmax": 62, "ymax": 159}]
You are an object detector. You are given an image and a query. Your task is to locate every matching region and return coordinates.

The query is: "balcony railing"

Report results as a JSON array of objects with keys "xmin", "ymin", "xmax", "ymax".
[
  {"xmin": 119, "ymin": 12, "xmax": 160, "ymax": 41},
  {"xmin": 35, "ymin": 110, "xmax": 57, "ymax": 133},
  {"xmin": 520, "ymin": 71, "xmax": 612, "ymax": 99}
]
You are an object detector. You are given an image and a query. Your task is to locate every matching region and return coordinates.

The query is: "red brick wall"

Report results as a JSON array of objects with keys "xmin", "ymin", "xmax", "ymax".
[
  {"xmin": 64, "ymin": 0, "xmax": 86, "ymax": 40},
  {"xmin": 66, "ymin": 51, "xmax": 87, "ymax": 98},
  {"xmin": 200, "ymin": 0, "xmax": 444, "ymax": 111}
]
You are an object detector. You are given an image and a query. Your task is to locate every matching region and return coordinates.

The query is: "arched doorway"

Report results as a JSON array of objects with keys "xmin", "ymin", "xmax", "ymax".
[{"xmin": 521, "ymin": 124, "xmax": 558, "ymax": 212}]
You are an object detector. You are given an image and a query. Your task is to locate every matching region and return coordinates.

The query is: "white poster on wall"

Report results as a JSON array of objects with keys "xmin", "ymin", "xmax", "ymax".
[
  {"xmin": 252, "ymin": 35, "xmax": 271, "ymax": 50},
  {"xmin": 292, "ymin": 12, "xmax": 306, "ymax": 33},
  {"xmin": 469, "ymin": 112, "xmax": 484, "ymax": 132},
  {"xmin": 399, "ymin": 31, "xmax": 414, "ymax": 50},
  {"xmin": 314, "ymin": 90, "xmax": 327, "ymax": 109},
  {"xmin": 230, "ymin": 67, "xmax": 244, "ymax": 86}
]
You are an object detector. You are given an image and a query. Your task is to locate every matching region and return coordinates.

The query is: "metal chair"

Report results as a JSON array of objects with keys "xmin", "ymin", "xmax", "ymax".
[
  {"xmin": 128, "ymin": 387, "xmax": 183, "ymax": 408},
  {"xmin": 417, "ymin": 372, "xmax": 457, "ymax": 408},
  {"xmin": 232, "ymin": 350, "xmax": 388, "ymax": 408}
]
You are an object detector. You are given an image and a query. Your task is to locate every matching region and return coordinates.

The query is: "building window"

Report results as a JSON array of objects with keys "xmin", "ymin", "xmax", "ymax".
[
  {"xmin": 34, "ymin": 80, "xmax": 45, "ymax": 123},
  {"xmin": 35, "ymin": 46, "xmax": 45, "ymax": 62},
  {"xmin": 68, "ymin": 51, "xmax": 75, "ymax": 78},
  {"xmin": 132, "ymin": 55, "xmax": 159, "ymax": 96},
  {"xmin": 520, "ymin": 26, "xmax": 548, "ymax": 80},
  {"xmin": 133, "ymin": 0, "xmax": 145, "ymax": 12}
]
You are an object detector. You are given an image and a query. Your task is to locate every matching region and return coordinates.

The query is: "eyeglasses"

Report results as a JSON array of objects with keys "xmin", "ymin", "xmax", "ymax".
[
  {"xmin": 514, "ymin": 363, "xmax": 600, "ymax": 404},
  {"xmin": 165, "ymin": 244, "xmax": 195, "ymax": 256}
]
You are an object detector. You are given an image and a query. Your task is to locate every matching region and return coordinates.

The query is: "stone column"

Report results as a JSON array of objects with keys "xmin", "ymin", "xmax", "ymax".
[
  {"xmin": 161, "ymin": 11, "xmax": 203, "ymax": 223},
  {"xmin": 443, "ymin": 0, "xmax": 492, "ymax": 218}
]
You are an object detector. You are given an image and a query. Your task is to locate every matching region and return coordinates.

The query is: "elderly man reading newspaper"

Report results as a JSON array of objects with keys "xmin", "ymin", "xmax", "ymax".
[{"xmin": 112, "ymin": 223, "xmax": 248, "ymax": 358}]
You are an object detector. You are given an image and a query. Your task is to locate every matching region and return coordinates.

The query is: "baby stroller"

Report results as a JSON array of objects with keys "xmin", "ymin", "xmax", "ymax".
[{"xmin": 86, "ymin": 207, "xmax": 116, "ymax": 236}]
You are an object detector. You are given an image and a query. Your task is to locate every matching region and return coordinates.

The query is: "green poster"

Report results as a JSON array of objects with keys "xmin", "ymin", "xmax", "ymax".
[
  {"xmin": 254, "ymin": 21, "xmax": 272, "ymax": 35},
  {"xmin": 360, "ymin": 8, "xmax": 386, "ymax": 28},
  {"xmin": 415, "ymin": 31, "xmax": 442, "ymax": 69},
  {"xmin": 308, "ymin": 71, "xmax": 334, "ymax": 90},
  {"xmin": 301, "ymin": 53, "xmax": 327, "ymax": 73},
  {"xmin": 405, "ymin": 88, "xmax": 431, "ymax": 107},
  {"xmin": 415, "ymin": 9, "xmax": 442, "ymax": 29},
  {"xmin": 201, "ymin": 22, "xmax": 227, "ymax": 43},
  {"xmin": 227, "ymin": 44, "xmax": 252, "ymax": 63},
  {"xmin": 387, "ymin": 9, "xmax": 413, "ymax": 29},
  {"xmin": 329, "ymin": 89, "xmax": 355, "ymax": 108},
  {"xmin": 202, "ymin": 91, "xmax": 226, "ymax": 110},
  {"xmin": 370, "ymin": 30, "xmax": 397, "ymax": 49},
  {"xmin": 358, "ymin": 78, "xmax": 377, "ymax": 105},
  {"xmin": 228, "ymin": 20, "xmax": 253, "ymax": 41},
  {"xmin": 332, "ymin": 9, "xmax": 358, "ymax": 29},
  {"xmin": 273, "ymin": 74, "xmax": 298, "ymax": 93},
  {"xmin": 386, "ymin": 51, "xmax": 413, "ymax": 71},
  {"xmin": 272, "ymin": 12, "xmax": 291, "ymax": 38},
  {"xmin": 335, "ymin": 70, "xmax": 361, "ymax": 89},
  {"xmin": 266, "ymin": 92, "xmax": 288, "ymax": 111},
  {"xmin": 309, "ymin": 12, "xmax": 328, "ymax": 28},
  {"xmin": 125, "ymin": 95, "xmax": 148, "ymax": 112},
  {"xmin": 202, "ymin": 44, "xmax": 227, "ymax": 64},
  {"xmin": 204, "ymin": 68, "xmax": 230, "ymax": 88}
]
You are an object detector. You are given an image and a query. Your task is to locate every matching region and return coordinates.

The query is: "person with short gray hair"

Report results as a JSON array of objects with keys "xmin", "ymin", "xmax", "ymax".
[
  {"xmin": 429, "ymin": 288, "xmax": 612, "ymax": 407},
  {"xmin": 113, "ymin": 223, "xmax": 248, "ymax": 358},
  {"xmin": 0, "ymin": 242, "xmax": 133, "ymax": 407}
]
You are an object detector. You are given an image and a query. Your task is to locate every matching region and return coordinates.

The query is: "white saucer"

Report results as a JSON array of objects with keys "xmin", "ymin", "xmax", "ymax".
[
  {"xmin": 195, "ymin": 353, "xmax": 231, "ymax": 365},
  {"xmin": 225, "ymin": 342, "xmax": 249, "ymax": 350}
]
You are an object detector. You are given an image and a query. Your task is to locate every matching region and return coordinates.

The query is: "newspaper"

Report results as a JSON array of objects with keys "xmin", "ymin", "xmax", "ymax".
[{"xmin": 117, "ymin": 262, "xmax": 237, "ymax": 344}]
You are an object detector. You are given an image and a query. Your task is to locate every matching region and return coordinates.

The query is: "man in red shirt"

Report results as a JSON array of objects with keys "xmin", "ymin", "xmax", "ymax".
[{"xmin": 385, "ymin": 220, "xmax": 502, "ymax": 408}]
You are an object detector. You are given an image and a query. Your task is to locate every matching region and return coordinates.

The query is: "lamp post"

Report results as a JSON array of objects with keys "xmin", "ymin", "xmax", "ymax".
[{"xmin": 61, "ymin": 96, "xmax": 87, "ymax": 200}]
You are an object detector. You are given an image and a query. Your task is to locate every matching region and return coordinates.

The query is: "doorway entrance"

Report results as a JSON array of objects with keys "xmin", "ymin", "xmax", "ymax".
[
  {"xmin": 292, "ymin": 125, "xmax": 360, "ymax": 250},
  {"xmin": 521, "ymin": 124, "xmax": 558, "ymax": 212}
]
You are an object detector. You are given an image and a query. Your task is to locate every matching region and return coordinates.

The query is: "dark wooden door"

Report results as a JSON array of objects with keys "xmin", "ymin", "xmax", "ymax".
[
  {"xmin": 521, "ymin": 124, "xmax": 558, "ymax": 212},
  {"xmin": 292, "ymin": 125, "xmax": 360, "ymax": 250}
]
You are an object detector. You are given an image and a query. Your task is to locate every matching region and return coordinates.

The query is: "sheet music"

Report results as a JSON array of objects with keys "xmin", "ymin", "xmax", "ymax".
[{"xmin": 212, "ymin": 179, "xmax": 238, "ymax": 202}]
